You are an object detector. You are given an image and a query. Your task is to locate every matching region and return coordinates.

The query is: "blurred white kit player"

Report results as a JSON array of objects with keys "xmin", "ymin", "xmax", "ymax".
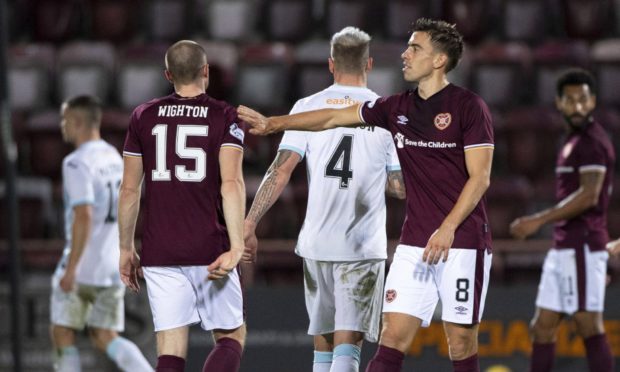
[{"xmin": 50, "ymin": 95, "xmax": 153, "ymax": 372}]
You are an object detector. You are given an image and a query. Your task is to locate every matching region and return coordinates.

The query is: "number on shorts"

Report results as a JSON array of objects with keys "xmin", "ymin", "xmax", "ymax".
[{"xmin": 455, "ymin": 278, "xmax": 469, "ymax": 302}]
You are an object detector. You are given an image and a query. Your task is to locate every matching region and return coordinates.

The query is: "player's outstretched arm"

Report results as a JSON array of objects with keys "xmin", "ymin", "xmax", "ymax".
[
  {"xmin": 386, "ymin": 170, "xmax": 406, "ymax": 199},
  {"xmin": 118, "ymin": 156, "xmax": 144, "ymax": 292},
  {"xmin": 209, "ymin": 147, "xmax": 246, "ymax": 280},
  {"xmin": 510, "ymin": 169, "xmax": 604, "ymax": 240},
  {"xmin": 237, "ymin": 104, "xmax": 363, "ymax": 136},
  {"xmin": 424, "ymin": 147, "xmax": 493, "ymax": 264},
  {"xmin": 243, "ymin": 150, "xmax": 301, "ymax": 263}
]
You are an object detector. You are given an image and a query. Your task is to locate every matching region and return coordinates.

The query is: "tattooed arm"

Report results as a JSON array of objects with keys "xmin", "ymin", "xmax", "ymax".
[
  {"xmin": 386, "ymin": 170, "xmax": 406, "ymax": 199},
  {"xmin": 243, "ymin": 150, "xmax": 302, "ymax": 263}
]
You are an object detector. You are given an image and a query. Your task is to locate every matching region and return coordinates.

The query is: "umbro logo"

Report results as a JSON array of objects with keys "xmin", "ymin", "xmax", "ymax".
[
  {"xmin": 396, "ymin": 115, "xmax": 408, "ymax": 125},
  {"xmin": 455, "ymin": 306, "xmax": 468, "ymax": 315}
]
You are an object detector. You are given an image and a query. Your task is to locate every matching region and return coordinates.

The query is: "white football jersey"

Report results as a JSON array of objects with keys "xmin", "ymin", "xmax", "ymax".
[
  {"xmin": 279, "ymin": 84, "xmax": 400, "ymax": 261},
  {"xmin": 56, "ymin": 140, "xmax": 123, "ymax": 286}
]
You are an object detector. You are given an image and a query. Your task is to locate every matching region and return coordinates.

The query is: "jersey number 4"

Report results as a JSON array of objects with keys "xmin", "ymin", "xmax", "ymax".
[
  {"xmin": 325, "ymin": 135, "xmax": 353, "ymax": 189},
  {"xmin": 151, "ymin": 124, "xmax": 208, "ymax": 182}
]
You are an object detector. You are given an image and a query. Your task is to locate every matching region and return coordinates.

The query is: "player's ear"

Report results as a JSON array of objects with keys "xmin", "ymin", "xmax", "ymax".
[
  {"xmin": 164, "ymin": 69, "xmax": 174, "ymax": 84},
  {"xmin": 433, "ymin": 52, "xmax": 448, "ymax": 70},
  {"xmin": 202, "ymin": 64, "xmax": 209, "ymax": 79},
  {"xmin": 366, "ymin": 57, "xmax": 373, "ymax": 73},
  {"xmin": 555, "ymin": 95, "xmax": 563, "ymax": 111},
  {"xmin": 328, "ymin": 58, "xmax": 335, "ymax": 74}
]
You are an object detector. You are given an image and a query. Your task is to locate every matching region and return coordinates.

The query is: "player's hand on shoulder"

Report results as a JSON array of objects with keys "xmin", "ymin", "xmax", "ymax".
[
  {"xmin": 607, "ymin": 238, "xmax": 620, "ymax": 257},
  {"xmin": 237, "ymin": 105, "xmax": 271, "ymax": 136},
  {"xmin": 207, "ymin": 248, "xmax": 243, "ymax": 280}
]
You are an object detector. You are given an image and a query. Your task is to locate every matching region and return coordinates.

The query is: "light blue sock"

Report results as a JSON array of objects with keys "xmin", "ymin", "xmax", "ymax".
[
  {"xmin": 55, "ymin": 345, "xmax": 81, "ymax": 372},
  {"xmin": 106, "ymin": 336, "xmax": 154, "ymax": 372},
  {"xmin": 313, "ymin": 351, "xmax": 333, "ymax": 372},
  {"xmin": 331, "ymin": 344, "xmax": 361, "ymax": 372}
]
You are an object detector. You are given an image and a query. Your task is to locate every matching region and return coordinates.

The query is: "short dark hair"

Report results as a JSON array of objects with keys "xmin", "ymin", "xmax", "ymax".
[
  {"xmin": 165, "ymin": 40, "xmax": 207, "ymax": 85},
  {"xmin": 330, "ymin": 27, "xmax": 371, "ymax": 74},
  {"xmin": 556, "ymin": 68, "xmax": 597, "ymax": 97},
  {"xmin": 63, "ymin": 95, "xmax": 102, "ymax": 127},
  {"xmin": 411, "ymin": 18, "xmax": 464, "ymax": 72}
]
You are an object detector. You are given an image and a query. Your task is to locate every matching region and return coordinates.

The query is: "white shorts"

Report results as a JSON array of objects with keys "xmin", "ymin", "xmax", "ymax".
[
  {"xmin": 383, "ymin": 245, "xmax": 492, "ymax": 327},
  {"xmin": 536, "ymin": 246, "xmax": 608, "ymax": 314},
  {"xmin": 303, "ymin": 258, "xmax": 385, "ymax": 343},
  {"xmin": 50, "ymin": 274, "xmax": 125, "ymax": 331},
  {"xmin": 143, "ymin": 266, "xmax": 244, "ymax": 332}
]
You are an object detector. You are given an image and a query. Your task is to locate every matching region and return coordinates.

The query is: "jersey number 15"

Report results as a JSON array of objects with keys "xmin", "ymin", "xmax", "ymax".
[{"xmin": 151, "ymin": 124, "xmax": 208, "ymax": 182}]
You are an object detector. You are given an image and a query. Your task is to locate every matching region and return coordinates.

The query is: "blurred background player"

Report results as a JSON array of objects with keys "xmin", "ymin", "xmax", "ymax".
[
  {"xmin": 117, "ymin": 40, "xmax": 247, "ymax": 372},
  {"xmin": 510, "ymin": 68, "xmax": 615, "ymax": 372},
  {"xmin": 50, "ymin": 95, "xmax": 153, "ymax": 372},
  {"xmin": 243, "ymin": 26, "xmax": 404, "ymax": 372},
  {"xmin": 238, "ymin": 18, "xmax": 494, "ymax": 372}
]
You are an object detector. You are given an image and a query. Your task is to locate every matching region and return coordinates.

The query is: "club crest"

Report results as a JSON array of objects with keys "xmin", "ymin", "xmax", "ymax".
[
  {"xmin": 385, "ymin": 289, "xmax": 397, "ymax": 303},
  {"xmin": 434, "ymin": 113, "xmax": 452, "ymax": 130}
]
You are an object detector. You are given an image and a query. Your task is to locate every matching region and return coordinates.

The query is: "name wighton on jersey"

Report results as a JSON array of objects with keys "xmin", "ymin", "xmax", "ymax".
[
  {"xmin": 123, "ymin": 93, "xmax": 245, "ymax": 266},
  {"xmin": 553, "ymin": 120, "xmax": 615, "ymax": 251},
  {"xmin": 359, "ymin": 84, "xmax": 494, "ymax": 250},
  {"xmin": 59, "ymin": 140, "xmax": 123, "ymax": 286},
  {"xmin": 280, "ymin": 84, "xmax": 400, "ymax": 261}
]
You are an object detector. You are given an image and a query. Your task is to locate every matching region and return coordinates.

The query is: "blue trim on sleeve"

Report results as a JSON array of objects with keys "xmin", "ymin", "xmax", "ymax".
[
  {"xmin": 70, "ymin": 198, "xmax": 95, "ymax": 207},
  {"xmin": 386, "ymin": 165, "xmax": 401, "ymax": 171},
  {"xmin": 278, "ymin": 144, "xmax": 305, "ymax": 158}
]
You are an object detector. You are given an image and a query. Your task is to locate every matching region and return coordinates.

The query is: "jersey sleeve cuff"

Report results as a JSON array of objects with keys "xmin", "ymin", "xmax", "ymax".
[
  {"xmin": 579, "ymin": 165, "xmax": 607, "ymax": 173},
  {"xmin": 278, "ymin": 144, "xmax": 305, "ymax": 158},
  {"xmin": 386, "ymin": 164, "xmax": 401, "ymax": 171},
  {"xmin": 123, "ymin": 151, "xmax": 142, "ymax": 157},
  {"xmin": 221, "ymin": 143, "xmax": 244, "ymax": 151},
  {"xmin": 69, "ymin": 198, "xmax": 95, "ymax": 207},
  {"xmin": 464, "ymin": 143, "xmax": 494, "ymax": 151}
]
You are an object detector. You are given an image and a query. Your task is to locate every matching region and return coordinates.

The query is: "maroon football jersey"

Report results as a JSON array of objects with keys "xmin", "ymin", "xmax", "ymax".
[
  {"xmin": 553, "ymin": 120, "xmax": 615, "ymax": 251},
  {"xmin": 123, "ymin": 93, "xmax": 245, "ymax": 266},
  {"xmin": 359, "ymin": 84, "xmax": 494, "ymax": 250}
]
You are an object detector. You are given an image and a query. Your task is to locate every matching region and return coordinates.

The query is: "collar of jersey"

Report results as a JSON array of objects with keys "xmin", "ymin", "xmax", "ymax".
[{"xmin": 329, "ymin": 83, "xmax": 373, "ymax": 93}]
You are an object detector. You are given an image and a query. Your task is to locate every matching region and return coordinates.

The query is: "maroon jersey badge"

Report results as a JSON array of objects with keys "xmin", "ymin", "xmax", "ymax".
[{"xmin": 434, "ymin": 113, "xmax": 452, "ymax": 130}]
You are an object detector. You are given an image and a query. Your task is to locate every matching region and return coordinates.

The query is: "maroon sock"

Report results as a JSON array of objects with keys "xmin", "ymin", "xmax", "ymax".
[
  {"xmin": 452, "ymin": 353, "xmax": 479, "ymax": 372},
  {"xmin": 584, "ymin": 333, "xmax": 615, "ymax": 372},
  {"xmin": 529, "ymin": 342, "xmax": 555, "ymax": 372},
  {"xmin": 202, "ymin": 337, "xmax": 243, "ymax": 372},
  {"xmin": 365, "ymin": 345, "xmax": 404, "ymax": 372},
  {"xmin": 156, "ymin": 355, "xmax": 185, "ymax": 372}
]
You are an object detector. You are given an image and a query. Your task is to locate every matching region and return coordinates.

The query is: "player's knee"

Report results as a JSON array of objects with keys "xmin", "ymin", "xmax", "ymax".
[
  {"xmin": 215, "ymin": 324, "xmax": 247, "ymax": 349},
  {"xmin": 530, "ymin": 318, "xmax": 558, "ymax": 342},
  {"xmin": 51, "ymin": 325, "xmax": 76, "ymax": 347},
  {"xmin": 446, "ymin": 333, "xmax": 476, "ymax": 360},
  {"xmin": 88, "ymin": 328, "xmax": 118, "ymax": 351},
  {"xmin": 379, "ymin": 328, "xmax": 410, "ymax": 352},
  {"xmin": 574, "ymin": 313, "xmax": 605, "ymax": 339}
]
